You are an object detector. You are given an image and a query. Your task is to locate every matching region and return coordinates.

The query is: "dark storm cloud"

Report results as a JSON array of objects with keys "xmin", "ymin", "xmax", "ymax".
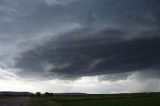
[
  {"xmin": 15, "ymin": 28, "xmax": 160, "ymax": 79},
  {"xmin": 73, "ymin": 0, "xmax": 160, "ymax": 28},
  {"xmin": 0, "ymin": 0, "xmax": 160, "ymax": 80},
  {"xmin": 0, "ymin": 0, "xmax": 159, "ymax": 36}
]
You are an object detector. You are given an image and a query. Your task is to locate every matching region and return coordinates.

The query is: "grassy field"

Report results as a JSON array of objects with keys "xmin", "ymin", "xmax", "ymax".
[{"xmin": 27, "ymin": 93, "xmax": 160, "ymax": 106}]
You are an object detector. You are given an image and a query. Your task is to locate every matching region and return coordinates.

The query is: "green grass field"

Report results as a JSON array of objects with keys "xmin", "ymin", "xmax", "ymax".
[{"xmin": 27, "ymin": 94, "xmax": 160, "ymax": 106}]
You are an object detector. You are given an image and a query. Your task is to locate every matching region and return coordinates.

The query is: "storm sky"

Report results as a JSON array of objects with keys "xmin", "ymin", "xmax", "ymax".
[{"xmin": 0, "ymin": 0, "xmax": 160, "ymax": 93}]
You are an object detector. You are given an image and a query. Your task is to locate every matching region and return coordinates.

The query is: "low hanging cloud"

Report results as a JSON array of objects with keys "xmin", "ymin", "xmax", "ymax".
[
  {"xmin": 14, "ymin": 28, "xmax": 160, "ymax": 79},
  {"xmin": 0, "ymin": 0, "xmax": 160, "ymax": 82},
  {"xmin": 1, "ymin": 0, "xmax": 160, "ymax": 94}
]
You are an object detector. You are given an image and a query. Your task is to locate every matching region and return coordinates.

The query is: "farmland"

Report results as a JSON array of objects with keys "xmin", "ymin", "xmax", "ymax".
[{"xmin": 27, "ymin": 93, "xmax": 160, "ymax": 106}]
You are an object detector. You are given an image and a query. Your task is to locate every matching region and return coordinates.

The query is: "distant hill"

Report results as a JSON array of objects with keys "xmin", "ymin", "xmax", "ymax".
[{"xmin": 0, "ymin": 91, "xmax": 33, "ymax": 96}]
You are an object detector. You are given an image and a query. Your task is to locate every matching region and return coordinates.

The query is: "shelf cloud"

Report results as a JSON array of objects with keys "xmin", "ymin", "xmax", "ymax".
[{"xmin": 0, "ymin": 0, "xmax": 160, "ymax": 93}]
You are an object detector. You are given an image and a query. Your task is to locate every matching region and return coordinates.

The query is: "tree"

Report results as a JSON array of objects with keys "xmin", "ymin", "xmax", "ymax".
[
  {"xmin": 35, "ymin": 92, "xmax": 41, "ymax": 96},
  {"xmin": 44, "ymin": 92, "xmax": 54, "ymax": 96}
]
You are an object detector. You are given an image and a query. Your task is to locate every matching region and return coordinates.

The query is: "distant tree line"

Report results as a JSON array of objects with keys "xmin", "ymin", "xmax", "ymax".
[
  {"xmin": 0, "ymin": 91, "xmax": 54, "ymax": 96},
  {"xmin": 35, "ymin": 92, "xmax": 54, "ymax": 96}
]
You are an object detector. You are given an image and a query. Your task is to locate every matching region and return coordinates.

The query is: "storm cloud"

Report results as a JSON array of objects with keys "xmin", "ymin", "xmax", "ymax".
[
  {"xmin": 0, "ymin": 0, "xmax": 160, "ymax": 92},
  {"xmin": 14, "ymin": 28, "xmax": 160, "ymax": 79}
]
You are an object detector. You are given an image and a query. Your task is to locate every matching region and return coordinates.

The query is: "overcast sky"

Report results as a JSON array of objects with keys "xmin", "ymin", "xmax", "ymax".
[{"xmin": 0, "ymin": 0, "xmax": 160, "ymax": 93}]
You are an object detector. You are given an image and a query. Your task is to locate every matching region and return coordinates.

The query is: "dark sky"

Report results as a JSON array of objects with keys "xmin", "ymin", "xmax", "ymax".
[{"xmin": 0, "ymin": 0, "xmax": 160, "ymax": 93}]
